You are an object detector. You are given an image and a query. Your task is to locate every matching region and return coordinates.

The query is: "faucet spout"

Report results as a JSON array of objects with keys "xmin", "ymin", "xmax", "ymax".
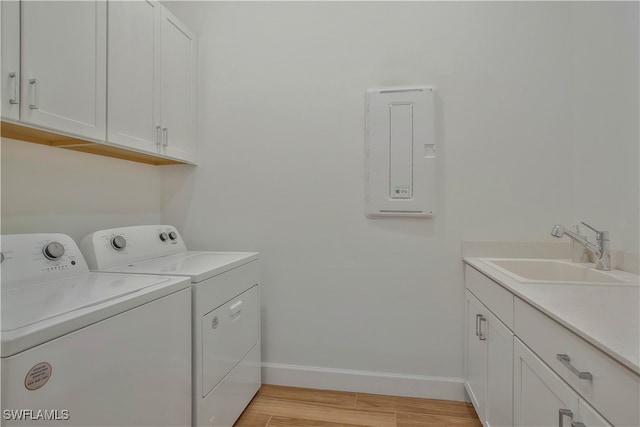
[{"xmin": 550, "ymin": 223, "xmax": 610, "ymax": 271}]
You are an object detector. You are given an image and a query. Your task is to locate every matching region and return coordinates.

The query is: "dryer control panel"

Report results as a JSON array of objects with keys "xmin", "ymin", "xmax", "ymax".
[
  {"xmin": 0, "ymin": 234, "xmax": 89, "ymax": 291},
  {"xmin": 80, "ymin": 225, "xmax": 188, "ymax": 270}
]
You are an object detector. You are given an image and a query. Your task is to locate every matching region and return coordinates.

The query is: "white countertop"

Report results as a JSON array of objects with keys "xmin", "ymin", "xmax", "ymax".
[{"xmin": 464, "ymin": 257, "xmax": 640, "ymax": 375}]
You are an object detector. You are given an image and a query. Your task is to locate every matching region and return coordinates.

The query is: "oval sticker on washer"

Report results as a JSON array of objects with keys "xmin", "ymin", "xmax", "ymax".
[{"xmin": 24, "ymin": 362, "xmax": 52, "ymax": 390}]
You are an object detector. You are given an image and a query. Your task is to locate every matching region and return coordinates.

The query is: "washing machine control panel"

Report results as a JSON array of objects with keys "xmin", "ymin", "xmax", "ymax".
[
  {"xmin": 80, "ymin": 225, "xmax": 188, "ymax": 270},
  {"xmin": 0, "ymin": 233, "xmax": 90, "ymax": 290}
]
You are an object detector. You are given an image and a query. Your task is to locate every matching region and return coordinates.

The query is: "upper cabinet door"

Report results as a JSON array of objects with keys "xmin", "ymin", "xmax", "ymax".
[
  {"xmin": 1, "ymin": 0, "xmax": 20, "ymax": 121},
  {"xmin": 160, "ymin": 7, "xmax": 196, "ymax": 163},
  {"xmin": 107, "ymin": 0, "xmax": 161, "ymax": 152},
  {"xmin": 20, "ymin": 1, "xmax": 106, "ymax": 141}
]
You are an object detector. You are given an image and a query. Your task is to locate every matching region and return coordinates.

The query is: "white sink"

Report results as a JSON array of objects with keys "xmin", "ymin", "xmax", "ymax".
[{"xmin": 482, "ymin": 258, "xmax": 634, "ymax": 284}]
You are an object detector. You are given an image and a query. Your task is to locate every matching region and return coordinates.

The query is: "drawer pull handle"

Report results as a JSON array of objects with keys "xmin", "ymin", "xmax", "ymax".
[
  {"xmin": 556, "ymin": 354, "xmax": 593, "ymax": 380},
  {"xmin": 478, "ymin": 316, "xmax": 486, "ymax": 341},
  {"xmin": 571, "ymin": 422, "xmax": 586, "ymax": 427},
  {"xmin": 559, "ymin": 409, "xmax": 573, "ymax": 427}
]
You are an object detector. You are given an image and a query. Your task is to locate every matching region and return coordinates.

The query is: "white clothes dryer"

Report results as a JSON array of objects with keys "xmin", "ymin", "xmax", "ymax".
[
  {"xmin": 80, "ymin": 225, "xmax": 261, "ymax": 427},
  {"xmin": 0, "ymin": 233, "xmax": 192, "ymax": 427}
]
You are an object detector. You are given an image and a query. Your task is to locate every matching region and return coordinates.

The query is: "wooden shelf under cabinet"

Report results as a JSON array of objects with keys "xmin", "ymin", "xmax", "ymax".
[{"xmin": 1, "ymin": 121, "xmax": 186, "ymax": 166}]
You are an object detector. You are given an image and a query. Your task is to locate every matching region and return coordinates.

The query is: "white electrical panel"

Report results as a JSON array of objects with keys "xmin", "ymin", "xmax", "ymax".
[{"xmin": 365, "ymin": 86, "xmax": 436, "ymax": 218}]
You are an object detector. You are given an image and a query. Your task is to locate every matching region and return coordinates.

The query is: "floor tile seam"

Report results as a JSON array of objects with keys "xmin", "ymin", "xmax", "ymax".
[
  {"xmin": 352, "ymin": 403, "xmax": 478, "ymax": 419},
  {"xmin": 395, "ymin": 408, "xmax": 482, "ymax": 422},
  {"xmin": 260, "ymin": 395, "xmax": 365, "ymax": 411}
]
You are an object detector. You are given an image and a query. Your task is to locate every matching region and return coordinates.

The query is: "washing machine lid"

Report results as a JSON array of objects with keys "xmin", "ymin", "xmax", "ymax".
[
  {"xmin": 1, "ymin": 272, "xmax": 191, "ymax": 357},
  {"xmin": 103, "ymin": 251, "xmax": 260, "ymax": 283}
]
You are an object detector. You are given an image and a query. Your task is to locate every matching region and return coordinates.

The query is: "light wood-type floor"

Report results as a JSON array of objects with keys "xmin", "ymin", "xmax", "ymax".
[{"xmin": 234, "ymin": 384, "xmax": 482, "ymax": 427}]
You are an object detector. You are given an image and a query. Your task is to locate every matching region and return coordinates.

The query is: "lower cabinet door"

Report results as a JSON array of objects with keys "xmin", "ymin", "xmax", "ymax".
[
  {"xmin": 579, "ymin": 400, "xmax": 613, "ymax": 427},
  {"xmin": 514, "ymin": 337, "xmax": 579, "ymax": 427},
  {"xmin": 465, "ymin": 291, "xmax": 486, "ymax": 420},
  {"xmin": 485, "ymin": 308, "xmax": 513, "ymax": 427}
]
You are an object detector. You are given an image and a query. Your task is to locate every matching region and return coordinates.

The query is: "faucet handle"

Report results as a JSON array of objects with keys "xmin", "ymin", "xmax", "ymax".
[
  {"xmin": 580, "ymin": 221, "xmax": 600, "ymax": 233},
  {"xmin": 580, "ymin": 222, "xmax": 608, "ymax": 240}
]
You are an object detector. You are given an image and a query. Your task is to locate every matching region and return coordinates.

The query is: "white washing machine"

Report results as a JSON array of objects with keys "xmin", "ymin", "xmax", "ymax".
[
  {"xmin": 80, "ymin": 225, "xmax": 261, "ymax": 427},
  {"xmin": 0, "ymin": 233, "xmax": 192, "ymax": 427}
]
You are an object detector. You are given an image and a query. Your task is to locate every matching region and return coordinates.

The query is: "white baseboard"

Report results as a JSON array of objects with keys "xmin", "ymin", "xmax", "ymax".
[{"xmin": 262, "ymin": 362, "xmax": 469, "ymax": 402}]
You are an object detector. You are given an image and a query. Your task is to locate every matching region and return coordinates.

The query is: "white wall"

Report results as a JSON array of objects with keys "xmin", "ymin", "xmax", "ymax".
[
  {"xmin": 570, "ymin": 3, "xmax": 639, "ymax": 253},
  {"xmin": 1, "ymin": 138, "xmax": 162, "ymax": 242},
  {"xmin": 161, "ymin": 1, "xmax": 640, "ymax": 397}
]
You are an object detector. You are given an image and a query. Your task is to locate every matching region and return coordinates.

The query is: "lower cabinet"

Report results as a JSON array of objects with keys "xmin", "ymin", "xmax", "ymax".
[
  {"xmin": 464, "ymin": 264, "xmax": 621, "ymax": 427},
  {"xmin": 465, "ymin": 290, "xmax": 514, "ymax": 427},
  {"xmin": 514, "ymin": 338, "xmax": 612, "ymax": 427}
]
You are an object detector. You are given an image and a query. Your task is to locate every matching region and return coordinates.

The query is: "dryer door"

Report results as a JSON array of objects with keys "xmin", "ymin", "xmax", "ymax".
[{"xmin": 201, "ymin": 285, "xmax": 259, "ymax": 397}]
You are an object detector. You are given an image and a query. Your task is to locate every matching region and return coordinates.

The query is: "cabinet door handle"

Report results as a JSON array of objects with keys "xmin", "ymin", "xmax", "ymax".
[
  {"xmin": 478, "ymin": 316, "xmax": 486, "ymax": 340},
  {"xmin": 8, "ymin": 72, "xmax": 19, "ymax": 104},
  {"xmin": 556, "ymin": 354, "xmax": 593, "ymax": 380},
  {"xmin": 571, "ymin": 422, "xmax": 586, "ymax": 427},
  {"xmin": 475, "ymin": 314, "xmax": 482, "ymax": 337},
  {"xmin": 28, "ymin": 78, "xmax": 38, "ymax": 109},
  {"xmin": 163, "ymin": 127, "xmax": 168, "ymax": 147},
  {"xmin": 156, "ymin": 125, "xmax": 162, "ymax": 146},
  {"xmin": 559, "ymin": 409, "xmax": 574, "ymax": 427}
]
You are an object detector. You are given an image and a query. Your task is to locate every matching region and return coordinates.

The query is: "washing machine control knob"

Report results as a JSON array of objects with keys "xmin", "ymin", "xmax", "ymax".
[
  {"xmin": 168, "ymin": 231, "xmax": 178, "ymax": 241},
  {"xmin": 43, "ymin": 242, "xmax": 65, "ymax": 260},
  {"xmin": 111, "ymin": 235, "xmax": 127, "ymax": 251},
  {"xmin": 159, "ymin": 232, "xmax": 169, "ymax": 242}
]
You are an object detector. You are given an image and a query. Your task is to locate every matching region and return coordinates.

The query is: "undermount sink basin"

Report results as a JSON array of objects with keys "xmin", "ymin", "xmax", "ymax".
[{"xmin": 483, "ymin": 258, "xmax": 627, "ymax": 284}]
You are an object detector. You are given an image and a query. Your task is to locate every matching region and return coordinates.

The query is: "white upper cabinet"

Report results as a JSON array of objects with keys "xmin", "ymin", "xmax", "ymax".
[
  {"xmin": 159, "ymin": 7, "xmax": 196, "ymax": 163},
  {"xmin": 107, "ymin": 2, "xmax": 196, "ymax": 163},
  {"xmin": 1, "ymin": 0, "xmax": 20, "ymax": 121},
  {"xmin": 107, "ymin": 0, "xmax": 161, "ymax": 153},
  {"xmin": 20, "ymin": 1, "xmax": 106, "ymax": 141}
]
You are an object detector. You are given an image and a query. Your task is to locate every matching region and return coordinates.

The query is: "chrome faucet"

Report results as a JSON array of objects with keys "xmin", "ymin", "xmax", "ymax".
[{"xmin": 551, "ymin": 222, "xmax": 610, "ymax": 271}]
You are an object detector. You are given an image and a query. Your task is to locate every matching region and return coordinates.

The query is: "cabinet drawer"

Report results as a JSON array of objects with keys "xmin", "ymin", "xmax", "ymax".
[
  {"xmin": 465, "ymin": 265, "xmax": 513, "ymax": 329},
  {"xmin": 514, "ymin": 298, "xmax": 639, "ymax": 427}
]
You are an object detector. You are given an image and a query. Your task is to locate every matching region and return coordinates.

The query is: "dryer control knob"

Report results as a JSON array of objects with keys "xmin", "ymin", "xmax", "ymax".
[
  {"xmin": 159, "ymin": 232, "xmax": 169, "ymax": 242},
  {"xmin": 168, "ymin": 231, "xmax": 178, "ymax": 241},
  {"xmin": 111, "ymin": 235, "xmax": 127, "ymax": 251},
  {"xmin": 43, "ymin": 242, "xmax": 65, "ymax": 260}
]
